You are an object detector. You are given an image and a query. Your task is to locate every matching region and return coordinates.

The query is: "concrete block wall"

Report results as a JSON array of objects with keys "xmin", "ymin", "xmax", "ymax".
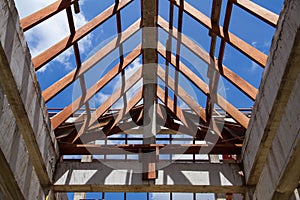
[
  {"xmin": 242, "ymin": 0, "xmax": 300, "ymax": 199},
  {"xmin": 242, "ymin": 0, "xmax": 300, "ymax": 184},
  {"xmin": 0, "ymin": 0, "xmax": 59, "ymax": 198},
  {"xmin": 254, "ymin": 71, "xmax": 300, "ymax": 199},
  {"xmin": 0, "ymin": 87, "xmax": 45, "ymax": 199}
]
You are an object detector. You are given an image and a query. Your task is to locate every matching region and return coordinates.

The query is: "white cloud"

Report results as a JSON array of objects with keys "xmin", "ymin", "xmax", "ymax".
[
  {"xmin": 111, "ymin": 58, "xmax": 143, "ymax": 108},
  {"xmin": 250, "ymin": 61, "xmax": 259, "ymax": 71},
  {"xmin": 249, "ymin": 41, "xmax": 260, "ymax": 71},
  {"xmin": 15, "ymin": 0, "xmax": 92, "ymax": 72},
  {"xmin": 251, "ymin": 41, "xmax": 257, "ymax": 46},
  {"xmin": 93, "ymin": 92, "xmax": 110, "ymax": 106}
]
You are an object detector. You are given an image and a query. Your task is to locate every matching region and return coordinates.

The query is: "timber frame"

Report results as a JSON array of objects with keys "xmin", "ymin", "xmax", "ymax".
[{"xmin": 15, "ymin": 0, "xmax": 288, "ymax": 198}]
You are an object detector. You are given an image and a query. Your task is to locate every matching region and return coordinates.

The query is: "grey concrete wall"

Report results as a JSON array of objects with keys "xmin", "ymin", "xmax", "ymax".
[
  {"xmin": 0, "ymin": 0, "xmax": 59, "ymax": 198},
  {"xmin": 0, "ymin": 87, "xmax": 44, "ymax": 199},
  {"xmin": 242, "ymin": 0, "xmax": 300, "ymax": 185},
  {"xmin": 54, "ymin": 161, "xmax": 245, "ymax": 194},
  {"xmin": 242, "ymin": 0, "xmax": 300, "ymax": 199},
  {"xmin": 254, "ymin": 69, "xmax": 300, "ymax": 200}
]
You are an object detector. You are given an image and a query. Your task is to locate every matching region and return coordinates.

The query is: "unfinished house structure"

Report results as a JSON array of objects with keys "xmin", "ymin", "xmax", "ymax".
[{"xmin": 0, "ymin": 0, "xmax": 299, "ymax": 199}]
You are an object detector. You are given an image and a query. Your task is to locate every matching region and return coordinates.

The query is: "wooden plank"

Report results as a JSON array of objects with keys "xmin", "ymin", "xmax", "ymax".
[
  {"xmin": 20, "ymin": 0, "xmax": 79, "ymax": 31},
  {"xmin": 66, "ymin": 5, "xmax": 92, "ymax": 126},
  {"xmin": 209, "ymin": 0, "xmax": 222, "ymax": 56},
  {"xmin": 206, "ymin": 0, "xmax": 223, "ymax": 122},
  {"xmin": 141, "ymin": 0, "xmax": 158, "ymax": 146},
  {"xmin": 158, "ymin": 42, "xmax": 257, "ymax": 101},
  {"xmin": 157, "ymin": 103, "xmax": 197, "ymax": 137},
  {"xmin": 157, "ymin": 65, "xmax": 207, "ymax": 122},
  {"xmin": 157, "ymin": 44, "xmax": 249, "ymax": 129},
  {"xmin": 157, "ymin": 87, "xmax": 200, "ymax": 133},
  {"xmin": 50, "ymin": 47, "xmax": 141, "ymax": 129},
  {"xmin": 33, "ymin": 0, "xmax": 133, "ymax": 70},
  {"xmin": 231, "ymin": 0, "xmax": 278, "ymax": 27},
  {"xmin": 43, "ymin": 19, "xmax": 141, "ymax": 103},
  {"xmin": 141, "ymin": 0, "xmax": 158, "ymax": 180},
  {"xmin": 105, "ymin": 89, "xmax": 143, "ymax": 132},
  {"xmin": 217, "ymin": 0, "xmax": 233, "ymax": 66},
  {"xmin": 169, "ymin": 0, "xmax": 268, "ymax": 67},
  {"xmin": 156, "ymin": 21, "xmax": 258, "ymax": 100},
  {"xmin": 72, "ymin": 67, "xmax": 143, "ymax": 143},
  {"xmin": 59, "ymin": 143, "xmax": 242, "ymax": 155}
]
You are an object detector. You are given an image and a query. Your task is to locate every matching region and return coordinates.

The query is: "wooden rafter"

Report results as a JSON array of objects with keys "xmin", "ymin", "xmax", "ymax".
[
  {"xmin": 206, "ymin": 0, "xmax": 222, "ymax": 122},
  {"xmin": 231, "ymin": 0, "xmax": 278, "ymax": 27},
  {"xmin": 157, "ymin": 86, "xmax": 200, "ymax": 136},
  {"xmin": 67, "ymin": 90, "xmax": 143, "ymax": 143},
  {"xmin": 50, "ymin": 46, "xmax": 141, "ymax": 129},
  {"xmin": 72, "ymin": 66, "xmax": 143, "ymax": 143},
  {"xmin": 23, "ymin": 0, "xmax": 277, "ymax": 159},
  {"xmin": 43, "ymin": 19, "xmax": 141, "ymax": 103},
  {"xmin": 103, "ymin": 89, "xmax": 143, "ymax": 134},
  {"xmin": 157, "ymin": 43, "xmax": 249, "ymax": 129},
  {"xmin": 157, "ymin": 19, "xmax": 258, "ymax": 100},
  {"xmin": 66, "ymin": 4, "xmax": 92, "ymax": 125},
  {"xmin": 169, "ymin": 0, "xmax": 267, "ymax": 67},
  {"xmin": 33, "ymin": 0, "xmax": 133, "ymax": 70},
  {"xmin": 20, "ymin": 0, "xmax": 79, "ymax": 31},
  {"xmin": 157, "ymin": 65, "xmax": 207, "ymax": 123},
  {"xmin": 55, "ymin": 103, "xmax": 245, "ymax": 144}
]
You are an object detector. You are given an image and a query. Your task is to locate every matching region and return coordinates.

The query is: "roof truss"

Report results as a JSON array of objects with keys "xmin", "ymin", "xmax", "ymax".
[{"xmin": 19, "ymin": 0, "xmax": 279, "ymax": 166}]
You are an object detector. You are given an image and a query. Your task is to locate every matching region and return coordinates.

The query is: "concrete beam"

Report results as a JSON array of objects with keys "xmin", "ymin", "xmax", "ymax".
[
  {"xmin": 0, "ymin": 0, "xmax": 58, "ymax": 190},
  {"xmin": 53, "ymin": 161, "xmax": 245, "ymax": 193},
  {"xmin": 242, "ymin": 0, "xmax": 300, "ymax": 186},
  {"xmin": 252, "ymin": 9, "xmax": 300, "ymax": 198}
]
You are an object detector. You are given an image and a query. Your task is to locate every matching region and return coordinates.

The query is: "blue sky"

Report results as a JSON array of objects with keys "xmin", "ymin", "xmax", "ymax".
[
  {"xmin": 14, "ymin": 0, "xmax": 283, "ymax": 199},
  {"xmin": 14, "ymin": 0, "xmax": 284, "ymax": 111}
]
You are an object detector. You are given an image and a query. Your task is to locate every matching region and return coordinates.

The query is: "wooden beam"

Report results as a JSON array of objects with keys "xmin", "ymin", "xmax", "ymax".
[
  {"xmin": 156, "ymin": 103, "xmax": 196, "ymax": 137},
  {"xmin": 110, "ymin": 90, "xmax": 142, "ymax": 130},
  {"xmin": 209, "ymin": 0, "xmax": 222, "ymax": 56},
  {"xmin": 157, "ymin": 43, "xmax": 249, "ymax": 129},
  {"xmin": 65, "ymin": 5, "xmax": 92, "ymax": 129},
  {"xmin": 59, "ymin": 143, "xmax": 242, "ymax": 155},
  {"xmin": 20, "ymin": 0, "xmax": 79, "ymax": 31},
  {"xmin": 43, "ymin": 20, "xmax": 140, "ymax": 103},
  {"xmin": 156, "ymin": 20, "xmax": 258, "ymax": 101},
  {"xmin": 50, "ymin": 46, "xmax": 141, "ymax": 129},
  {"xmin": 33, "ymin": 0, "xmax": 133, "ymax": 70},
  {"xmin": 141, "ymin": 0, "xmax": 158, "ymax": 180},
  {"xmin": 206, "ymin": 0, "xmax": 222, "ymax": 122},
  {"xmin": 141, "ymin": 0, "xmax": 158, "ymax": 145},
  {"xmin": 157, "ymin": 87, "xmax": 200, "ymax": 134},
  {"xmin": 231, "ymin": 0, "xmax": 279, "ymax": 27},
  {"xmin": 72, "ymin": 67, "xmax": 142, "ymax": 143},
  {"xmin": 104, "ymin": 89, "xmax": 143, "ymax": 133},
  {"xmin": 157, "ymin": 65, "xmax": 207, "ymax": 123},
  {"xmin": 169, "ymin": 0, "xmax": 268, "ymax": 67}
]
